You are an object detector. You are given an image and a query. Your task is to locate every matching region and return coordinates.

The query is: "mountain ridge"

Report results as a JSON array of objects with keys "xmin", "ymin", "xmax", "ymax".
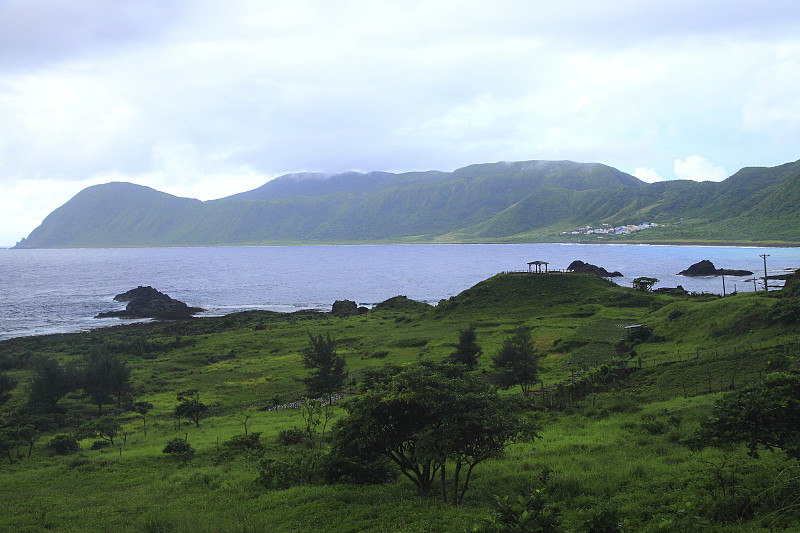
[{"xmin": 14, "ymin": 158, "xmax": 800, "ymax": 248}]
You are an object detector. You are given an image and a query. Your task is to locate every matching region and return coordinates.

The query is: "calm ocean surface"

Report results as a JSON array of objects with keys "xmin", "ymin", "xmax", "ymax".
[{"xmin": 1, "ymin": 244, "xmax": 798, "ymax": 341}]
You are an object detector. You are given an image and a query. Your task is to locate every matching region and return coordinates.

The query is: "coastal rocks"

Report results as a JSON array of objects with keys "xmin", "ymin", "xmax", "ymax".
[
  {"xmin": 331, "ymin": 299, "xmax": 368, "ymax": 317},
  {"xmin": 96, "ymin": 286, "xmax": 204, "ymax": 319},
  {"xmin": 678, "ymin": 260, "xmax": 753, "ymax": 277},
  {"xmin": 566, "ymin": 260, "xmax": 623, "ymax": 278}
]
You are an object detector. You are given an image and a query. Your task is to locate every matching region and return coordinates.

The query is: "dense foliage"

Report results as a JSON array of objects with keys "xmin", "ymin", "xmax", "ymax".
[
  {"xmin": 335, "ymin": 362, "xmax": 537, "ymax": 504},
  {"xmin": 693, "ymin": 373, "xmax": 800, "ymax": 460}
]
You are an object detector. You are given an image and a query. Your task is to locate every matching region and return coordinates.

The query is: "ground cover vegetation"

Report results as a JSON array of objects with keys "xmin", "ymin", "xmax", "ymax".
[{"xmin": 1, "ymin": 273, "xmax": 800, "ymax": 531}]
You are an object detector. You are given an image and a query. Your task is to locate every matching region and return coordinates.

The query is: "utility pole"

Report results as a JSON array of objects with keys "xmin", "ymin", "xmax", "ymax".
[
  {"xmin": 760, "ymin": 254, "xmax": 770, "ymax": 292},
  {"xmin": 721, "ymin": 273, "xmax": 726, "ymax": 296}
]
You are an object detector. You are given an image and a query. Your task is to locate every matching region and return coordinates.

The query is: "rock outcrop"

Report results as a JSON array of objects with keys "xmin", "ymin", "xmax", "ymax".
[
  {"xmin": 96, "ymin": 286, "xmax": 203, "ymax": 319},
  {"xmin": 566, "ymin": 260, "xmax": 623, "ymax": 278},
  {"xmin": 331, "ymin": 299, "xmax": 368, "ymax": 317},
  {"xmin": 678, "ymin": 260, "xmax": 753, "ymax": 277}
]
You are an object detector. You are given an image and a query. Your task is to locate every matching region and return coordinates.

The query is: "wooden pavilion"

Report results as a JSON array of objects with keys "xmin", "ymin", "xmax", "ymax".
[{"xmin": 527, "ymin": 261, "xmax": 549, "ymax": 273}]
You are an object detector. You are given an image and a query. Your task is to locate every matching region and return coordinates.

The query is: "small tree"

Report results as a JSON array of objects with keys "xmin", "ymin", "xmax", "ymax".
[
  {"xmin": 81, "ymin": 347, "xmax": 131, "ymax": 415},
  {"xmin": 299, "ymin": 332, "xmax": 347, "ymax": 402},
  {"xmin": 0, "ymin": 373, "xmax": 17, "ymax": 406},
  {"xmin": 175, "ymin": 390, "xmax": 208, "ymax": 428},
  {"xmin": 632, "ymin": 277, "xmax": 658, "ymax": 292},
  {"xmin": 692, "ymin": 373, "xmax": 800, "ymax": 460},
  {"xmin": 0, "ymin": 426, "xmax": 15, "ymax": 464},
  {"xmin": 77, "ymin": 415, "xmax": 121, "ymax": 446},
  {"xmin": 15, "ymin": 424, "xmax": 40, "ymax": 460},
  {"xmin": 133, "ymin": 401, "xmax": 153, "ymax": 436},
  {"xmin": 491, "ymin": 327, "xmax": 541, "ymax": 396},
  {"xmin": 27, "ymin": 357, "xmax": 72, "ymax": 412},
  {"xmin": 448, "ymin": 325, "xmax": 482, "ymax": 370}
]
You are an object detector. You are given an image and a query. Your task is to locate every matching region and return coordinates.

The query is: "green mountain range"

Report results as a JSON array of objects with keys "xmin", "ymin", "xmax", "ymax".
[{"xmin": 14, "ymin": 158, "xmax": 800, "ymax": 248}]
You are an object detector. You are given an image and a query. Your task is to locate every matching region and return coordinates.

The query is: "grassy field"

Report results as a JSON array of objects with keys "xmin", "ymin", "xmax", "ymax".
[{"xmin": 1, "ymin": 273, "xmax": 799, "ymax": 532}]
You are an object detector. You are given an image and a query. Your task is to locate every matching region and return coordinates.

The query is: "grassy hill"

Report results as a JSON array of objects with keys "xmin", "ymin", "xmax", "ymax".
[{"xmin": 1, "ymin": 273, "xmax": 799, "ymax": 531}]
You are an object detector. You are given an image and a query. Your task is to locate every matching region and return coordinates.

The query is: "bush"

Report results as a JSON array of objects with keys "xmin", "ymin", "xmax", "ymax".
[
  {"xmin": 474, "ymin": 490, "xmax": 561, "ymax": 532},
  {"xmin": 582, "ymin": 504, "xmax": 623, "ymax": 532},
  {"xmin": 221, "ymin": 432, "xmax": 263, "ymax": 455},
  {"xmin": 257, "ymin": 457, "xmax": 307, "ymax": 490},
  {"xmin": 90, "ymin": 440, "xmax": 111, "ymax": 450},
  {"xmin": 277, "ymin": 427, "xmax": 309, "ymax": 446},
  {"xmin": 163, "ymin": 438, "xmax": 195, "ymax": 462},
  {"xmin": 320, "ymin": 447, "xmax": 396, "ymax": 485},
  {"xmin": 768, "ymin": 298, "xmax": 800, "ymax": 324},
  {"xmin": 49, "ymin": 434, "xmax": 79, "ymax": 455},
  {"xmin": 223, "ymin": 432, "xmax": 263, "ymax": 450}
]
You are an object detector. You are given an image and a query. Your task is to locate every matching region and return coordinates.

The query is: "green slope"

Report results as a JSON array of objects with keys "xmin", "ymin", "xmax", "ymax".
[{"xmin": 14, "ymin": 158, "xmax": 800, "ymax": 248}]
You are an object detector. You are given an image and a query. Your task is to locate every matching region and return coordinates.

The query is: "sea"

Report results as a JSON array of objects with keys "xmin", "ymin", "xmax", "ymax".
[{"xmin": 0, "ymin": 243, "xmax": 798, "ymax": 341}]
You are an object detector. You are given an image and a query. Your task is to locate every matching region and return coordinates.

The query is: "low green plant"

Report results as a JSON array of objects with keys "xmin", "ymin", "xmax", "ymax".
[
  {"xmin": 48, "ymin": 434, "xmax": 79, "ymax": 455},
  {"xmin": 163, "ymin": 438, "xmax": 194, "ymax": 463}
]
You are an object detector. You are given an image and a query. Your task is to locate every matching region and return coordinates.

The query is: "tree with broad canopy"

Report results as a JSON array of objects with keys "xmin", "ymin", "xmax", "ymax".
[{"xmin": 333, "ymin": 361, "xmax": 537, "ymax": 505}]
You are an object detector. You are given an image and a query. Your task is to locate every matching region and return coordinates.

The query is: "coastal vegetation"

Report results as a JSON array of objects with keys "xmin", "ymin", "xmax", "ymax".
[
  {"xmin": 15, "ymin": 158, "xmax": 800, "ymax": 248},
  {"xmin": 1, "ymin": 272, "xmax": 799, "ymax": 531}
]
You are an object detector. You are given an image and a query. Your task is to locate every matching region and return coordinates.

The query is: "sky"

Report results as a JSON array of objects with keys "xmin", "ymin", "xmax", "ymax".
[{"xmin": 2, "ymin": 1, "xmax": 800, "ymax": 246}]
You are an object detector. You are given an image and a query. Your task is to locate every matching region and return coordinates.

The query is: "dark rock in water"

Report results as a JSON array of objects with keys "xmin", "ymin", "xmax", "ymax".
[
  {"xmin": 566, "ymin": 260, "xmax": 623, "ymax": 278},
  {"xmin": 331, "ymin": 299, "xmax": 366, "ymax": 317},
  {"xmin": 679, "ymin": 260, "xmax": 753, "ymax": 277},
  {"xmin": 96, "ymin": 286, "xmax": 204, "ymax": 319}
]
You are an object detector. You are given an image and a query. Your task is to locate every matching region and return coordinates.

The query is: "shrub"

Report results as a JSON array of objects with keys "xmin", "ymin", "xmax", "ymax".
[
  {"xmin": 474, "ymin": 490, "xmax": 561, "ymax": 532},
  {"xmin": 49, "ymin": 434, "xmax": 79, "ymax": 455},
  {"xmin": 221, "ymin": 432, "xmax": 263, "ymax": 454},
  {"xmin": 277, "ymin": 427, "xmax": 308, "ymax": 446},
  {"xmin": 163, "ymin": 438, "xmax": 195, "ymax": 462},
  {"xmin": 768, "ymin": 298, "xmax": 800, "ymax": 324},
  {"xmin": 90, "ymin": 440, "xmax": 111, "ymax": 450},
  {"xmin": 582, "ymin": 504, "xmax": 623, "ymax": 533},
  {"xmin": 257, "ymin": 457, "xmax": 306, "ymax": 490}
]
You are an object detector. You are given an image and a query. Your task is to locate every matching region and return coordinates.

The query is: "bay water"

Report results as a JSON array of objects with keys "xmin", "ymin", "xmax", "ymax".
[{"xmin": 1, "ymin": 244, "xmax": 797, "ymax": 341}]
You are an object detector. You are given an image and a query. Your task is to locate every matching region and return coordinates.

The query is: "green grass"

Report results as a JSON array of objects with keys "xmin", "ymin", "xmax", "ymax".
[{"xmin": 1, "ymin": 273, "xmax": 800, "ymax": 531}]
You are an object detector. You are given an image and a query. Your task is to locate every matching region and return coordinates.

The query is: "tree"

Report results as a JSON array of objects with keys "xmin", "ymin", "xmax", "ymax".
[
  {"xmin": 175, "ymin": 390, "xmax": 208, "ymax": 428},
  {"xmin": 632, "ymin": 277, "xmax": 658, "ymax": 292},
  {"xmin": 692, "ymin": 373, "xmax": 800, "ymax": 460},
  {"xmin": 448, "ymin": 325, "xmax": 482, "ymax": 369},
  {"xmin": 27, "ymin": 357, "xmax": 72, "ymax": 412},
  {"xmin": 0, "ymin": 426, "xmax": 14, "ymax": 464},
  {"xmin": 0, "ymin": 373, "xmax": 17, "ymax": 406},
  {"xmin": 334, "ymin": 362, "xmax": 536, "ymax": 504},
  {"xmin": 299, "ymin": 332, "xmax": 347, "ymax": 401},
  {"xmin": 491, "ymin": 327, "xmax": 541, "ymax": 396},
  {"xmin": 77, "ymin": 415, "xmax": 121, "ymax": 446},
  {"xmin": 81, "ymin": 347, "xmax": 131, "ymax": 415},
  {"xmin": 133, "ymin": 401, "xmax": 153, "ymax": 436}
]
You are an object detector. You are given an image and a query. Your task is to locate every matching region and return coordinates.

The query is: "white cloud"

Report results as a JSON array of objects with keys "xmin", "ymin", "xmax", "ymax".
[
  {"xmin": 1, "ymin": 0, "xmax": 800, "ymax": 244},
  {"xmin": 634, "ymin": 168, "xmax": 663, "ymax": 183},
  {"xmin": 673, "ymin": 156, "xmax": 729, "ymax": 182}
]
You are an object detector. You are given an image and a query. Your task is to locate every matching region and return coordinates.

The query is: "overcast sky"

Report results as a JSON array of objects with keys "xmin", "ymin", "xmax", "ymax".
[{"xmin": 2, "ymin": 0, "xmax": 800, "ymax": 246}]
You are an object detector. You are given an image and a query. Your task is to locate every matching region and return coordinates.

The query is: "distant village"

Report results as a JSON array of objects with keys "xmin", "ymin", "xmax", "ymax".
[{"xmin": 561, "ymin": 222, "xmax": 658, "ymax": 236}]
